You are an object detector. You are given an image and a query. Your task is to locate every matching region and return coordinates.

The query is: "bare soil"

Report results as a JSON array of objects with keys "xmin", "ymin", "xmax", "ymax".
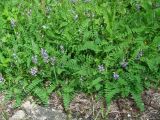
[{"xmin": 1, "ymin": 89, "xmax": 160, "ymax": 120}]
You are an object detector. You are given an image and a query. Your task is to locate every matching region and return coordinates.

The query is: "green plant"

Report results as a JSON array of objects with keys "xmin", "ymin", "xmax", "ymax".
[{"xmin": 0, "ymin": 0, "xmax": 160, "ymax": 112}]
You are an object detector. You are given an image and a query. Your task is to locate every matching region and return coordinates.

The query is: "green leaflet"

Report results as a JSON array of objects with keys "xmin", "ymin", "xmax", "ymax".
[
  {"xmin": 25, "ymin": 79, "xmax": 43, "ymax": 93},
  {"xmin": 131, "ymin": 92, "xmax": 144, "ymax": 112},
  {"xmin": 34, "ymin": 87, "xmax": 49, "ymax": 105},
  {"xmin": 78, "ymin": 41, "xmax": 100, "ymax": 52}
]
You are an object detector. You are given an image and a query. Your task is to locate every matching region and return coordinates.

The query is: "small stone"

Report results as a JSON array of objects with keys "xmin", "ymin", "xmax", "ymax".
[
  {"xmin": 22, "ymin": 101, "xmax": 31, "ymax": 109},
  {"xmin": 127, "ymin": 114, "xmax": 131, "ymax": 117},
  {"xmin": 21, "ymin": 101, "xmax": 37, "ymax": 113},
  {"xmin": 9, "ymin": 110, "xmax": 26, "ymax": 120}
]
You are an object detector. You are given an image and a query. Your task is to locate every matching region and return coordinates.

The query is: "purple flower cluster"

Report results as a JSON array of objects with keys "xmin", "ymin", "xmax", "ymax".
[
  {"xmin": 113, "ymin": 72, "xmax": 119, "ymax": 80},
  {"xmin": 120, "ymin": 60, "xmax": 128, "ymax": 68},
  {"xmin": 41, "ymin": 48, "xmax": 49, "ymax": 63},
  {"xmin": 41, "ymin": 48, "xmax": 56, "ymax": 65},
  {"xmin": 29, "ymin": 47, "xmax": 61, "ymax": 76},
  {"xmin": 29, "ymin": 48, "xmax": 57, "ymax": 76},
  {"xmin": 30, "ymin": 67, "xmax": 38, "ymax": 76},
  {"xmin": 136, "ymin": 50, "xmax": 143, "ymax": 60},
  {"xmin": 10, "ymin": 19, "xmax": 16, "ymax": 28},
  {"xmin": 98, "ymin": 64, "xmax": 105, "ymax": 72}
]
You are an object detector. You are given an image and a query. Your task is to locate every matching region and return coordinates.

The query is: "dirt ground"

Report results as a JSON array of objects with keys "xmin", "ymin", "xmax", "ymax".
[
  {"xmin": 49, "ymin": 89, "xmax": 160, "ymax": 120},
  {"xmin": 1, "ymin": 89, "xmax": 160, "ymax": 120}
]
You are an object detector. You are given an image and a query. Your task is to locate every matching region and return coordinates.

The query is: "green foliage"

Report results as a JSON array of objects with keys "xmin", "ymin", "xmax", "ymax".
[
  {"xmin": 26, "ymin": 79, "xmax": 43, "ymax": 93},
  {"xmin": 0, "ymin": 0, "xmax": 160, "ymax": 112},
  {"xmin": 131, "ymin": 92, "xmax": 144, "ymax": 112},
  {"xmin": 34, "ymin": 87, "xmax": 49, "ymax": 105},
  {"xmin": 62, "ymin": 85, "xmax": 74, "ymax": 110}
]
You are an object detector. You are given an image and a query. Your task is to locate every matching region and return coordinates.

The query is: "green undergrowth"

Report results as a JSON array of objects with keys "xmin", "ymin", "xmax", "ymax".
[{"xmin": 0, "ymin": 0, "xmax": 160, "ymax": 112}]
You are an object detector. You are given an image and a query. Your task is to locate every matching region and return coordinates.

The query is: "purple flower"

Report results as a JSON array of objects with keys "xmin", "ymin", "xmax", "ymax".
[
  {"xmin": 32, "ymin": 55, "xmax": 38, "ymax": 64},
  {"xmin": 0, "ymin": 73, "xmax": 4, "ymax": 83},
  {"xmin": 98, "ymin": 64, "xmax": 105, "ymax": 72},
  {"xmin": 120, "ymin": 60, "xmax": 128, "ymax": 68},
  {"xmin": 136, "ymin": 50, "xmax": 143, "ymax": 60},
  {"xmin": 50, "ymin": 57, "xmax": 56, "ymax": 65},
  {"xmin": 113, "ymin": 72, "xmax": 119, "ymax": 80},
  {"xmin": 10, "ymin": 19, "xmax": 16, "ymax": 28},
  {"xmin": 30, "ymin": 67, "xmax": 38, "ymax": 76},
  {"xmin": 41, "ymin": 48, "xmax": 49, "ymax": 63}
]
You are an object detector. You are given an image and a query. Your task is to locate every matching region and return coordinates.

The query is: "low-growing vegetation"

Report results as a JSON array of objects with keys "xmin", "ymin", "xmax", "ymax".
[{"xmin": 0, "ymin": 0, "xmax": 160, "ymax": 114}]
